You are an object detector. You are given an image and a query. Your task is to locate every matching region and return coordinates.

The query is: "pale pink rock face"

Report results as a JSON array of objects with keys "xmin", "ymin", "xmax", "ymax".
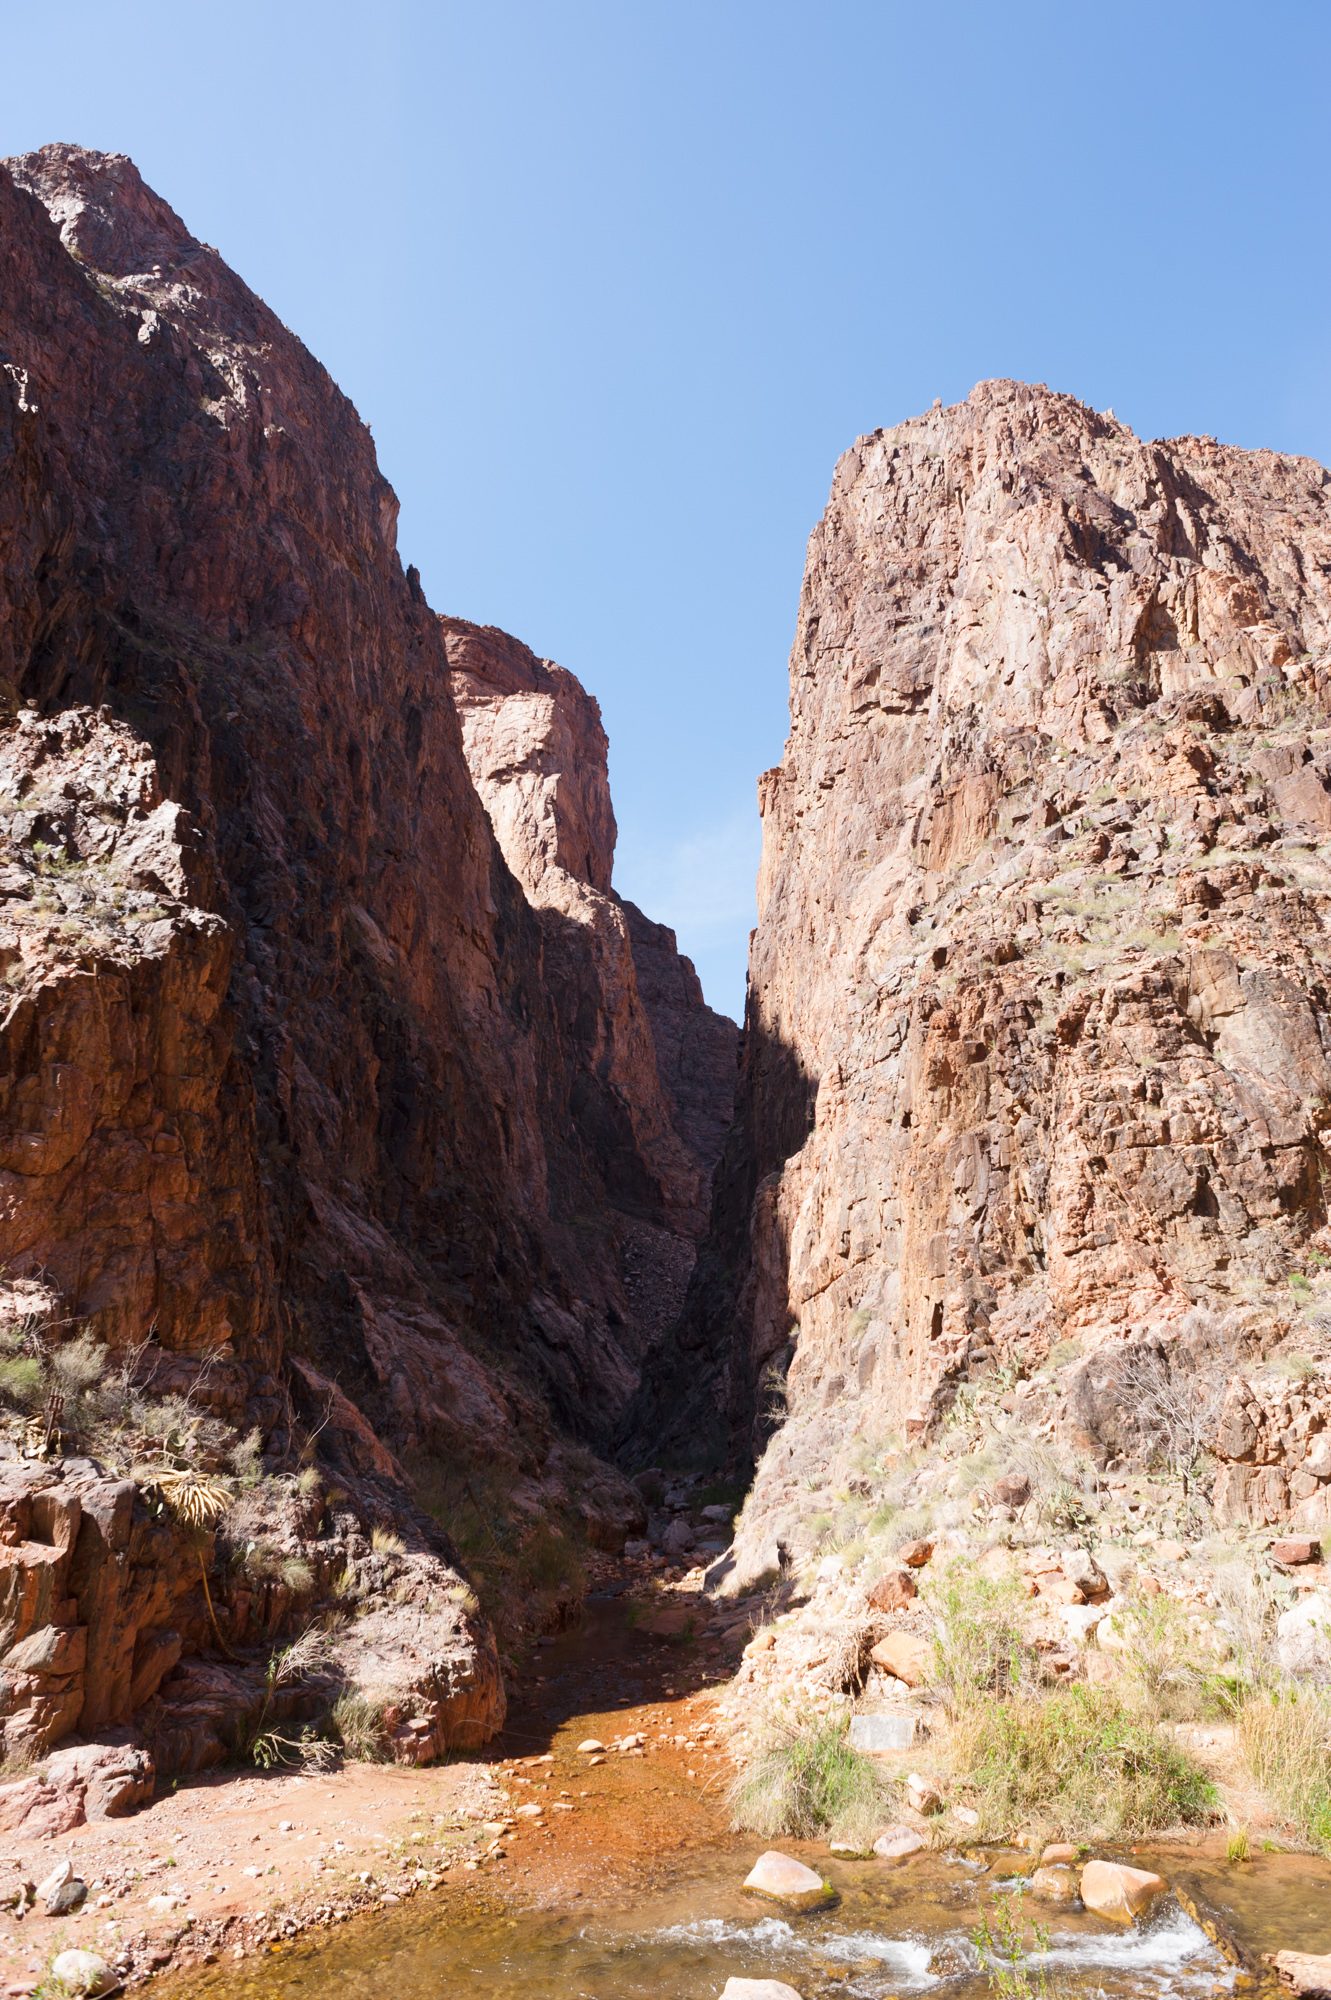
[{"xmin": 703, "ymin": 379, "xmax": 1331, "ymax": 1574}]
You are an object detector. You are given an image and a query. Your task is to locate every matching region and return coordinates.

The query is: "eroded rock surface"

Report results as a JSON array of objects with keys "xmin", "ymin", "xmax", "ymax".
[
  {"xmin": 0, "ymin": 144, "xmax": 733, "ymax": 1766},
  {"xmin": 665, "ymin": 380, "xmax": 1331, "ymax": 1567}
]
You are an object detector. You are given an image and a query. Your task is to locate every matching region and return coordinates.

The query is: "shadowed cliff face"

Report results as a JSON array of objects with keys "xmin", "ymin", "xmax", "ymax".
[
  {"xmin": 0, "ymin": 144, "xmax": 735, "ymax": 1764},
  {"xmin": 692, "ymin": 381, "xmax": 1331, "ymax": 1579}
]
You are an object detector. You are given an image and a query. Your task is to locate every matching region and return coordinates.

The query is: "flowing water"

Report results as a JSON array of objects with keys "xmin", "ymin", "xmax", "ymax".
[{"xmin": 168, "ymin": 1594, "xmax": 1331, "ymax": 2000}]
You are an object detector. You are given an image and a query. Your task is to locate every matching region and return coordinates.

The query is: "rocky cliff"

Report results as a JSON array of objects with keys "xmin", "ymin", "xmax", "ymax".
[
  {"xmin": 0, "ymin": 143, "xmax": 734, "ymax": 1781},
  {"xmin": 689, "ymin": 380, "xmax": 1331, "ymax": 1578}
]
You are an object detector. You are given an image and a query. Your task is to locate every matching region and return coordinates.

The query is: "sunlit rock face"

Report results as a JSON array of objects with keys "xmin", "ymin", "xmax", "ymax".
[
  {"xmin": 702, "ymin": 381, "xmax": 1331, "ymax": 1568},
  {"xmin": 0, "ymin": 143, "xmax": 734, "ymax": 1758}
]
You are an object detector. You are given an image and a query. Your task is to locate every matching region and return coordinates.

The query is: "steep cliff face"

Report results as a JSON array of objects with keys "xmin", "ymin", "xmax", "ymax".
[
  {"xmin": 711, "ymin": 381, "xmax": 1331, "ymax": 1573},
  {"xmin": 0, "ymin": 143, "xmax": 733, "ymax": 1770}
]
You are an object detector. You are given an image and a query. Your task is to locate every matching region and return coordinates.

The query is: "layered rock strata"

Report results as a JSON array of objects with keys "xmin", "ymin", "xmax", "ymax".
[
  {"xmin": 685, "ymin": 381, "xmax": 1331, "ymax": 1572},
  {"xmin": 0, "ymin": 144, "xmax": 732, "ymax": 1770}
]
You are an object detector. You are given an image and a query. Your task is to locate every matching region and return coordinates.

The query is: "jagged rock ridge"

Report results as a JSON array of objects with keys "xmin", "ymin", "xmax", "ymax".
[
  {"xmin": 0, "ymin": 143, "xmax": 735, "ymax": 1775},
  {"xmin": 674, "ymin": 380, "xmax": 1331, "ymax": 1578}
]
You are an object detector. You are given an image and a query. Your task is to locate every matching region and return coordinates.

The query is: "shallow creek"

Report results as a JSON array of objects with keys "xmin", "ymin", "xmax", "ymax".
[{"xmin": 169, "ymin": 1595, "xmax": 1331, "ymax": 2000}]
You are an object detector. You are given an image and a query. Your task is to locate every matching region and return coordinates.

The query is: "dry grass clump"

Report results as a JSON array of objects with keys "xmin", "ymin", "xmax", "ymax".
[
  {"xmin": 1238, "ymin": 1688, "xmax": 1331, "ymax": 1854},
  {"xmin": 927, "ymin": 1565, "xmax": 1038, "ymax": 1706},
  {"xmin": 730, "ymin": 1707, "xmax": 885, "ymax": 1840}
]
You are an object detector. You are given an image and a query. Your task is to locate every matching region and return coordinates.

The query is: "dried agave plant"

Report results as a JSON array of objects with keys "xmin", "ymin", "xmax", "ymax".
[{"xmin": 143, "ymin": 1464, "xmax": 234, "ymax": 1529}]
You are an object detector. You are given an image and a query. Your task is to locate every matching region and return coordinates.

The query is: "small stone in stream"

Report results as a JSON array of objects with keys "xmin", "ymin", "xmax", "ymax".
[
  {"xmin": 849, "ymin": 1712, "xmax": 917, "ymax": 1754},
  {"xmin": 49, "ymin": 1952, "xmax": 116, "ymax": 1996},
  {"xmin": 867, "ymin": 1569, "xmax": 917, "ymax": 1613},
  {"xmin": 873, "ymin": 1825, "xmax": 926, "ymax": 1862},
  {"xmin": 1270, "ymin": 1949, "xmax": 1331, "ymax": 1995},
  {"xmin": 1272, "ymin": 1538, "xmax": 1322, "ymax": 1566},
  {"xmin": 1041, "ymin": 1842, "xmax": 1079, "ymax": 1866},
  {"xmin": 1079, "ymin": 1859, "xmax": 1167, "ymax": 1923},
  {"xmin": 898, "ymin": 1539, "xmax": 934, "ymax": 1569},
  {"xmin": 1029, "ymin": 1864, "xmax": 1080, "ymax": 1907},
  {"xmin": 721, "ymin": 1983, "xmax": 805, "ymax": 1999},
  {"xmin": 576, "ymin": 1739, "xmax": 605, "ymax": 1754},
  {"xmin": 742, "ymin": 1851, "xmax": 837, "ymax": 1910}
]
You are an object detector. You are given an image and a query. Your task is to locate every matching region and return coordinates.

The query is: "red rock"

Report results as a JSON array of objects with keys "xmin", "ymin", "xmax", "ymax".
[
  {"xmin": 867, "ymin": 1570, "xmax": 918, "ymax": 1612},
  {"xmin": 1272, "ymin": 1537, "xmax": 1323, "ymax": 1566},
  {"xmin": 898, "ymin": 1540, "xmax": 934, "ymax": 1569},
  {"xmin": 869, "ymin": 1632, "xmax": 932, "ymax": 1687}
]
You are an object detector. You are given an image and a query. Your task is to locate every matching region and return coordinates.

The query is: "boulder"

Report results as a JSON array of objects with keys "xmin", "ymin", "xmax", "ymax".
[
  {"xmin": 1079, "ymin": 1858, "xmax": 1167, "ymax": 1923},
  {"xmin": 848, "ymin": 1712, "xmax": 917, "ymax": 1754},
  {"xmin": 868, "ymin": 1569, "xmax": 918, "ymax": 1612},
  {"xmin": 742, "ymin": 1851, "xmax": 835, "ymax": 1910},
  {"xmin": 1271, "ymin": 1949, "xmax": 1331, "ymax": 1997},
  {"xmin": 898, "ymin": 1539, "xmax": 934, "ymax": 1569},
  {"xmin": 49, "ymin": 1950, "xmax": 116, "ymax": 1996},
  {"xmin": 873, "ymin": 1824, "xmax": 926, "ymax": 1861},
  {"xmin": 1276, "ymin": 1592, "xmax": 1331, "ymax": 1675},
  {"xmin": 1060, "ymin": 1549, "xmax": 1110, "ymax": 1599},
  {"xmin": 1272, "ymin": 1538, "xmax": 1323, "ymax": 1567},
  {"xmin": 1041, "ymin": 1842, "xmax": 1079, "ymax": 1866},
  {"xmin": 869, "ymin": 1632, "xmax": 931, "ymax": 1687},
  {"xmin": 993, "ymin": 1472, "xmax": 1032, "ymax": 1507}
]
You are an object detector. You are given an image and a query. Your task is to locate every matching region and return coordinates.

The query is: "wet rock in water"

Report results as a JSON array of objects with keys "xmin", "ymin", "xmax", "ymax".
[
  {"xmin": 899, "ymin": 1540, "xmax": 934, "ymax": 1569},
  {"xmin": 872, "ymin": 1825, "xmax": 926, "ymax": 1862},
  {"xmin": 49, "ymin": 1950, "xmax": 116, "ymax": 1995},
  {"xmin": 1270, "ymin": 1948, "xmax": 1331, "ymax": 1996},
  {"xmin": 720, "ymin": 1982, "xmax": 805, "ymax": 2000},
  {"xmin": 867, "ymin": 1569, "xmax": 918, "ymax": 1612},
  {"xmin": 1040, "ymin": 1842, "xmax": 1079, "ymax": 1866},
  {"xmin": 869, "ymin": 1632, "xmax": 931, "ymax": 1686},
  {"xmin": 848, "ymin": 1712, "xmax": 917, "ymax": 1754},
  {"xmin": 1029, "ymin": 1863, "xmax": 1080, "ymax": 1907},
  {"xmin": 742, "ymin": 1851, "xmax": 836, "ymax": 1910},
  {"xmin": 1079, "ymin": 1858, "xmax": 1167, "ymax": 1923}
]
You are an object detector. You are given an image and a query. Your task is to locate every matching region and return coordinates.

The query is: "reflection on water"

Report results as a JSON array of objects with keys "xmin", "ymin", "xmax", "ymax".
[{"xmin": 168, "ymin": 1840, "xmax": 1293, "ymax": 2000}]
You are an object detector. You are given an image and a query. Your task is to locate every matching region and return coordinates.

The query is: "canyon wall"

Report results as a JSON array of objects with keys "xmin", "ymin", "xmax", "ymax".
[
  {"xmin": 0, "ymin": 143, "xmax": 733, "ymax": 1772},
  {"xmin": 691, "ymin": 381, "xmax": 1331, "ymax": 1575}
]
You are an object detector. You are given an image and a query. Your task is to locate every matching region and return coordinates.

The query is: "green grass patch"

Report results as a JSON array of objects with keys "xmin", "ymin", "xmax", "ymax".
[{"xmin": 948, "ymin": 1686, "xmax": 1216, "ymax": 1841}]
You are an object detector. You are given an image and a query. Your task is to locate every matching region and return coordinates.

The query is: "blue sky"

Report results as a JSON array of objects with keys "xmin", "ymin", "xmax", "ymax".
[{"xmin": 5, "ymin": 2, "xmax": 1329, "ymax": 1017}]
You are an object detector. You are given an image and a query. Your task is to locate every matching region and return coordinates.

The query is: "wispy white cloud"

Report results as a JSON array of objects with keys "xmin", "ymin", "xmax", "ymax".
[{"xmin": 616, "ymin": 807, "xmax": 760, "ymax": 1019}]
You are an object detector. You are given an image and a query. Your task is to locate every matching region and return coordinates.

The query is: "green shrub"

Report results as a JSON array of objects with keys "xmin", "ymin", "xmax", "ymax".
[
  {"xmin": 730, "ymin": 1710, "xmax": 883, "ymax": 1839},
  {"xmin": 948, "ymin": 1686, "xmax": 1216, "ymax": 1840},
  {"xmin": 1239, "ymin": 1687, "xmax": 1331, "ymax": 1853}
]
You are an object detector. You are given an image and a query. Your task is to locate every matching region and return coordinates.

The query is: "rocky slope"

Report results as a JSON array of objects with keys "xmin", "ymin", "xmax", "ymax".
[
  {"xmin": 0, "ymin": 144, "xmax": 733, "ymax": 1784},
  {"xmin": 680, "ymin": 380, "xmax": 1331, "ymax": 1579}
]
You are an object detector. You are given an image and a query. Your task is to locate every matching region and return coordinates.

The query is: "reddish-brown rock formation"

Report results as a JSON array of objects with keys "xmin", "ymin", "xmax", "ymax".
[
  {"xmin": 683, "ymin": 380, "xmax": 1331, "ymax": 1573},
  {"xmin": 0, "ymin": 144, "xmax": 733, "ymax": 1771}
]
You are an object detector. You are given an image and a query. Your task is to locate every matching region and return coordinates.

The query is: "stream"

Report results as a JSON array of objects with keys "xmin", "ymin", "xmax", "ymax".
[{"xmin": 167, "ymin": 1593, "xmax": 1331, "ymax": 2000}]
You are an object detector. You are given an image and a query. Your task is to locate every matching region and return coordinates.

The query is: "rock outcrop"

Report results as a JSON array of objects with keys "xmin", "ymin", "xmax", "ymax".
[
  {"xmin": 0, "ymin": 144, "xmax": 733, "ymax": 1768},
  {"xmin": 676, "ymin": 380, "xmax": 1331, "ymax": 1567}
]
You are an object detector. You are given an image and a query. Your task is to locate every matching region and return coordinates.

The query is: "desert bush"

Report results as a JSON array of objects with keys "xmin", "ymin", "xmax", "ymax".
[
  {"xmin": 330, "ymin": 1690, "xmax": 391, "ymax": 1763},
  {"xmin": 730, "ymin": 1709, "xmax": 883, "ymax": 1839},
  {"xmin": 1238, "ymin": 1687, "xmax": 1331, "ymax": 1853},
  {"xmin": 1117, "ymin": 1308, "xmax": 1240, "ymax": 1506},
  {"xmin": 1116, "ymin": 1589, "xmax": 1239, "ymax": 1720},
  {"xmin": 947, "ymin": 1685, "xmax": 1215, "ymax": 1840}
]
